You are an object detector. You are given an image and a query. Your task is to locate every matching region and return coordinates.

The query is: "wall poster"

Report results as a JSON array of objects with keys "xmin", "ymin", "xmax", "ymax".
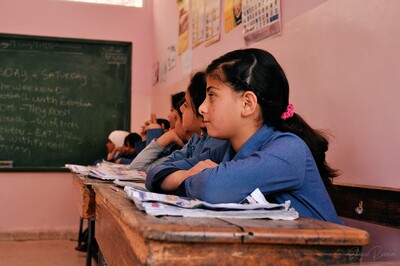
[
  {"xmin": 192, "ymin": 0, "xmax": 205, "ymax": 48},
  {"xmin": 167, "ymin": 45, "xmax": 177, "ymax": 70},
  {"xmin": 224, "ymin": 0, "xmax": 242, "ymax": 33},
  {"xmin": 242, "ymin": 0, "xmax": 281, "ymax": 45},
  {"xmin": 204, "ymin": 0, "xmax": 221, "ymax": 47},
  {"xmin": 177, "ymin": 0, "xmax": 190, "ymax": 55}
]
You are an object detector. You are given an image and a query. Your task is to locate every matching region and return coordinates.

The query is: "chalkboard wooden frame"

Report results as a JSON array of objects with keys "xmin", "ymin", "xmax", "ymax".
[{"xmin": 0, "ymin": 33, "xmax": 131, "ymax": 171}]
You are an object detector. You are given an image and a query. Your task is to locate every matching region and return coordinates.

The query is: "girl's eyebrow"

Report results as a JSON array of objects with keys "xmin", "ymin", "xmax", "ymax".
[{"xmin": 206, "ymin": 86, "xmax": 217, "ymax": 92}]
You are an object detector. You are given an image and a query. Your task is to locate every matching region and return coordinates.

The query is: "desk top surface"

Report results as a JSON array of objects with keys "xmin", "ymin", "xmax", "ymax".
[
  {"xmin": 72, "ymin": 173, "xmax": 113, "ymax": 185},
  {"xmin": 93, "ymin": 184, "xmax": 370, "ymax": 246}
]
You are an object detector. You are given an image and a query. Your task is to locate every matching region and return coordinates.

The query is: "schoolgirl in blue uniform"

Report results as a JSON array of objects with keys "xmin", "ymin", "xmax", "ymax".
[
  {"xmin": 146, "ymin": 49, "xmax": 342, "ymax": 224},
  {"xmin": 145, "ymin": 72, "xmax": 227, "ymax": 173},
  {"xmin": 163, "ymin": 71, "xmax": 227, "ymax": 163}
]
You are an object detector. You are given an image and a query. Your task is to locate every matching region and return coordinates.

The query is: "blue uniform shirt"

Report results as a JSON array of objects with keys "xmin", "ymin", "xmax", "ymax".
[
  {"xmin": 147, "ymin": 125, "xmax": 343, "ymax": 224},
  {"xmin": 162, "ymin": 133, "xmax": 227, "ymax": 164}
]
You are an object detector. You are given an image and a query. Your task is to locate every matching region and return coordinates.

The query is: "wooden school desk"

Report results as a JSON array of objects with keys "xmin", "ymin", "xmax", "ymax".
[
  {"xmin": 93, "ymin": 184, "xmax": 370, "ymax": 266},
  {"xmin": 72, "ymin": 173, "xmax": 110, "ymax": 266},
  {"xmin": 72, "ymin": 173, "xmax": 99, "ymax": 220}
]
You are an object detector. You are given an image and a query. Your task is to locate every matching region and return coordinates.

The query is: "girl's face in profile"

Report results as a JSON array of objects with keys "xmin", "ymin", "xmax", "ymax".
[
  {"xmin": 174, "ymin": 114, "xmax": 192, "ymax": 141},
  {"xmin": 180, "ymin": 90, "xmax": 202, "ymax": 133},
  {"xmin": 167, "ymin": 108, "xmax": 179, "ymax": 129},
  {"xmin": 200, "ymin": 76, "xmax": 243, "ymax": 140}
]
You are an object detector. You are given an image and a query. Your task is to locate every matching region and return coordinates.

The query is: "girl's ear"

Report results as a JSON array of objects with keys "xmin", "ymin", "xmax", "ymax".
[{"xmin": 241, "ymin": 91, "xmax": 258, "ymax": 117}]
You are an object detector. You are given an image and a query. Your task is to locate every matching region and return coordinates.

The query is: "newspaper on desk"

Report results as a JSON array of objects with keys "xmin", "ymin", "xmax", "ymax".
[
  {"xmin": 124, "ymin": 187, "xmax": 299, "ymax": 220},
  {"xmin": 65, "ymin": 162, "xmax": 146, "ymax": 181},
  {"xmin": 113, "ymin": 179, "xmax": 148, "ymax": 191},
  {"xmin": 65, "ymin": 164, "xmax": 93, "ymax": 175},
  {"xmin": 89, "ymin": 167, "xmax": 146, "ymax": 181}
]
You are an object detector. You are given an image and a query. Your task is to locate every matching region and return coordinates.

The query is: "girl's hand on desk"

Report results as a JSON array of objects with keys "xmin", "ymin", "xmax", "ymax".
[
  {"xmin": 187, "ymin": 159, "xmax": 218, "ymax": 177},
  {"xmin": 160, "ymin": 160, "xmax": 218, "ymax": 191}
]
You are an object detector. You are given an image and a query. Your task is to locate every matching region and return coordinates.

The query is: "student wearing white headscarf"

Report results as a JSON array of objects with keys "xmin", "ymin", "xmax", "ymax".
[{"xmin": 106, "ymin": 130, "xmax": 130, "ymax": 161}]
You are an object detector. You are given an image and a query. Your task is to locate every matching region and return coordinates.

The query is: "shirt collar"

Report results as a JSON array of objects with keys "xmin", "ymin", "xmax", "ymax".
[{"xmin": 226, "ymin": 125, "xmax": 275, "ymax": 161}]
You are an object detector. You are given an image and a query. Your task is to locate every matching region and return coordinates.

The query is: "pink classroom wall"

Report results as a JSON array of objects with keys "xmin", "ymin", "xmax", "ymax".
[
  {"xmin": 0, "ymin": 173, "xmax": 77, "ymax": 233},
  {"xmin": 151, "ymin": 0, "xmax": 400, "ymax": 189},
  {"xmin": 0, "ymin": 0, "xmax": 154, "ymax": 235}
]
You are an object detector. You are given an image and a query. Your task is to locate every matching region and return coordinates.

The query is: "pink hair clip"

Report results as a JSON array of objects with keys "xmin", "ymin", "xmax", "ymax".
[{"xmin": 281, "ymin": 104, "xmax": 294, "ymax": 120}]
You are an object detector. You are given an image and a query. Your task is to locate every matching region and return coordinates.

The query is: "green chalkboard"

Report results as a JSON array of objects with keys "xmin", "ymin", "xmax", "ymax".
[{"xmin": 0, "ymin": 34, "xmax": 131, "ymax": 170}]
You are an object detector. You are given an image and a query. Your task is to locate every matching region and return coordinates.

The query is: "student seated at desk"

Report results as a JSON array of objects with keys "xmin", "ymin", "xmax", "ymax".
[
  {"xmin": 159, "ymin": 72, "xmax": 227, "ymax": 163},
  {"xmin": 114, "ymin": 132, "xmax": 142, "ymax": 164},
  {"xmin": 129, "ymin": 93, "xmax": 194, "ymax": 173},
  {"xmin": 94, "ymin": 130, "xmax": 129, "ymax": 164},
  {"xmin": 135, "ymin": 92, "xmax": 184, "ymax": 154},
  {"xmin": 168, "ymin": 91, "xmax": 186, "ymax": 129},
  {"xmin": 130, "ymin": 79, "xmax": 224, "ymax": 173},
  {"xmin": 133, "ymin": 71, "xmax": 227, "ymax": 174},
  {"xmin": 135, "ymin": 115, "xmax": 172, "ymax": 154},
  {"xmin": 144, "ymin": 71, "xmax": 227, "ymax": 175},
  {"xmin": 146, "ymin": 49, "xmax": 343, "ymax": 224},
  {"xmin": 144, "ymin": 93, "xmax": 181, "ymax": 138}
]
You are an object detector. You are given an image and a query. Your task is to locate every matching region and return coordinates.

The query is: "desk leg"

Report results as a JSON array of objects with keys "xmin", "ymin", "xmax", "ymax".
[
  {"xmin": 86, "ymin": 218, "xmax": 95, "ymax": 266},
  {"xmin": 78, "ymin": 217, "xmax": 84, "ymax": 246},
  {"xmin": 98, "ymin": 249, "xmax": 107, "ymax": 266}
]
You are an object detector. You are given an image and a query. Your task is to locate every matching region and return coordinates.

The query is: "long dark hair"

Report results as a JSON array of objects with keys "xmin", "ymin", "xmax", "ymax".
[
  {"xmin": 171, "ymin": 91, "xmax": 185, "ymax": 118},
  {"xmin": 124, "ymin": 132, "xmax": 141, "ymax": 147},
  {"xmin": 206, "ymin": 48, "xmax": 338, "ymax": 187},
  {"xmin": 187, "ymin": 71, "xmax": 207, "ymax": 118}
]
